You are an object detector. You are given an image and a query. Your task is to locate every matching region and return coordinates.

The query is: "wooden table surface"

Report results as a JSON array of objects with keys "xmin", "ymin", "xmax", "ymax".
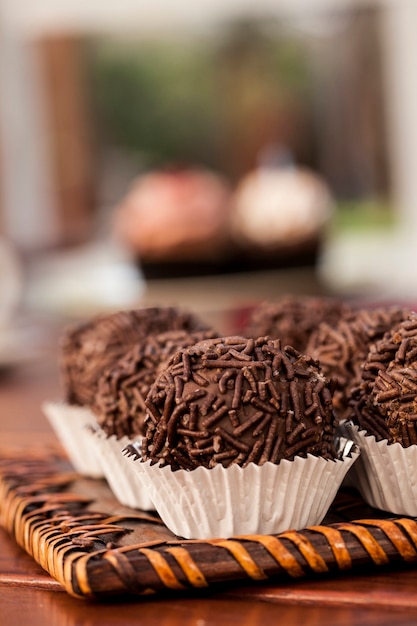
[{"xmin": 2, "ymin": 317, "xmax": 417, "ymax": 625}]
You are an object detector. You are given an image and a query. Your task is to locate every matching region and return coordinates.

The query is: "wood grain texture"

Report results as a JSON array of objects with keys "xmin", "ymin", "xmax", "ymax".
[{"xmin": 4, "ymin": 585, "xmax": 417, "ymax": 626}]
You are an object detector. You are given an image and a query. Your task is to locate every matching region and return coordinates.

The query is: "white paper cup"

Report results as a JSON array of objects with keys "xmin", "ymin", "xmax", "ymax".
[
  {"xmin": 89, "ymin": 429, "xmax": 154, "ymax": 511},
  {"xmin": 131, "ymin": 451, "xmax": 359, "ymax": 540},
  {"xmin": 342, "ymin": 422, "xmax": 417, "ymax": 515},
  {"xmin": 42, "ymin": 401, "xmax": 103, "ymax": 478}
]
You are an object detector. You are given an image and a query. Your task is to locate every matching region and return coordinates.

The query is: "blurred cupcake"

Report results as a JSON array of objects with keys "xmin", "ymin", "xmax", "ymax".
[
  {"xmin": 130, "ymin": 336, "xmax": 358, "ymax": 539},
  {"xmin": 345, "ymin": 312, "xmax": 417, "ymax": 515},
  {"xmin": 43, "ymin": 306, "xmax": 210, "ymax": 477},
  {"xmin": 113, "ymin": 167, "xmax": 232, "ymax": 267},
  {"xmin": 230, "ymin": 165, "xmax": 333, "ymax": 264},
  {"xmin": 90, "ymin": 328, "xmax": 218, "ymax": 510}
]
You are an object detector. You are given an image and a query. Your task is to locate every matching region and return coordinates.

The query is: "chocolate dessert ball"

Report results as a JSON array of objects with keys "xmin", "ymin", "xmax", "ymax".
[
  {"xmin": 243, "ymin": 296, "xmax": 351, "ymax": 353},
  {"xmin": 350, "ymin": 312, "xmax": 417, "ymax": 446},
  {"xmin": 142, "ymin": 336, "xmax": 338, "ymax": 470},
  {"xmin": 360, "ymin": 311, "xmax": 417, "ymax": 387},
  {"xmin": 60, "ymin": 306, "xmax": 210, "ymax": 409},
  {"xmin": 95, "ymin": 328, "xmax": 218, "ymax": 439},
  {"xmin": 306, "ymin": 306, "xmax": 410, "ymax": 421}
]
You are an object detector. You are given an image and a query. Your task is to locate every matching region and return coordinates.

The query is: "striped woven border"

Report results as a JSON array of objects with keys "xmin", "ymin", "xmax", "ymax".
[{"xmin": 1, "ymin": 455, "xmax": 417, "ymax": 599}]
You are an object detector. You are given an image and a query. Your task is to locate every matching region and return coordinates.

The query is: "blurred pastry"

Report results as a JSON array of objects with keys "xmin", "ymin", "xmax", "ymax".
[
  {"xmin": 113, "ymin": 167, "xmax": 232, "ymax": 264},
  {"xmin": 230, "ymin": 165, "xmax": 333, "ymax": 255}
]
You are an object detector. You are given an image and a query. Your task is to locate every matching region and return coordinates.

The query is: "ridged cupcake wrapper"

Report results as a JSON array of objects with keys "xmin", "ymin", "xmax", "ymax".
[
  {"xmin": 42, "ymin": 401, "xmax": 103, "ymax": 478},
  {"xmin": 342, "ymin": 422, "xmax": 417, "ymax": 515},
  {"xmin": 132, "ymin": 452, "xmax": 359, "ymax": 540},
  {"xmin": 88, "ymin": 429, "xmax": 154, "ymax": 511}
]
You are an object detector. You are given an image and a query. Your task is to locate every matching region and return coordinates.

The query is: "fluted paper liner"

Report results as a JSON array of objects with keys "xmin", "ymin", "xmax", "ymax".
[
  {"xmin": 131, "ymin": 449, "xmax": 359, "ymax": 539},
  {"xmin": 88, "ymin": 429, "xmax": 154, "ymax": 511},
  {"xmin": 342, "ymin": 422, "xmax": 417, "ymax": 515},
  {"xmin": 42, "ymin": 401, "xmax": 103, "ymax": 478}
]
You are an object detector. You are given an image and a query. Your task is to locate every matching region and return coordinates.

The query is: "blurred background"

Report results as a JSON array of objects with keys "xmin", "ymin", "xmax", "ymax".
[{"xmin": 1, "ymin": 0, "xmax": 417, "ymax": 343}]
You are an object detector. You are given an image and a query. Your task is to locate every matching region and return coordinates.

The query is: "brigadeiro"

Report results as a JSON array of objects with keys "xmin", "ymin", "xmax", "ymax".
[
  {"xmin": 343, "ymin": 311, "xmax": 417, "ymax": 515},
  {"xmin": 130, "ymin": 336, "xmax": 358, "ymax": 539},
  {"xmin": 60, "ymin": 306, "xmax": 209, "ymax": 409},
  {"xmin": 90, "ymin": 328, "xmax": 218, "ymax": 510},
  {"xmin": 306, "ymin": 305, "xmax": 411, "ymax": 422},
  {"xmin": 242, "ymin": 295, "xmax": 352, "ymax": 353},
  {"xmin": 43, "ymin": 306, "xmax": 210, "ymax": 478}
]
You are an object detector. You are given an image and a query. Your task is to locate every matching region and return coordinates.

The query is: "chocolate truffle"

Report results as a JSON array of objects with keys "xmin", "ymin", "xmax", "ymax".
[
  {"xmin": 306, "ymin": 306, "xmax": 410, "ymax": 421},
  {"xmin": 95, "ymin": 328, "xmax": 218, "ymax": 439},
  {"xmin": 142, "ymin": 336, "xmax": 338, "ymax": 470},
  {"xmin": 243, "ymin": 296, "xmax": 351, "ymax": 353},
  {"xmin": 350, "ymin": 312, "xmax": 417, "ymax": 446},
  {"xmin": 60, "ymin": 306, "xmax": 210, "ymax": 409}
]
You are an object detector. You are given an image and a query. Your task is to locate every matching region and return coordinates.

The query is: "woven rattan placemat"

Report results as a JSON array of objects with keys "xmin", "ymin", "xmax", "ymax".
[{"xmin": 1, "ymin": 449, "xmax": 417, "ymax": 600}]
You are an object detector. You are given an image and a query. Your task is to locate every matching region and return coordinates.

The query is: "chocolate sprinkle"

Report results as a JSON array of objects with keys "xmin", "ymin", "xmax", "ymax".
[
  {"xmin": 142, "ymin": 336, "xmax": 338, "ymax": 470},
  {"xmin": 306, "ymin": 306, "xmax": 410, "ymax": 421},
  {"xmin": 242, "ymin": 296, "xmax": 352, "ymax": 353},
  {"xmin": 60, "ymin": 307, "xmax": 210, "ymax": 409},
  {"xmin": 95, "ymin": 328, "xmax": 218, "ymax": 439},
  {"xmin": 349, "ymin": 311, "xmax": 417, "ymax": 446}
]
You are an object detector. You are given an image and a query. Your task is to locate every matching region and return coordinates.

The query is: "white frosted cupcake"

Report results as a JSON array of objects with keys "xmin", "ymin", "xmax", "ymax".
[{"xmin": 131, "ymin": 336, "xmax": 358, "ymax": 539}]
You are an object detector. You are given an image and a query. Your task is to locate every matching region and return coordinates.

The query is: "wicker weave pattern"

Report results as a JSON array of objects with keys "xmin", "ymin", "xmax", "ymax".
[{"xmin": 1, "ymin": 454, "xmax": 417, "ymax": 599}]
